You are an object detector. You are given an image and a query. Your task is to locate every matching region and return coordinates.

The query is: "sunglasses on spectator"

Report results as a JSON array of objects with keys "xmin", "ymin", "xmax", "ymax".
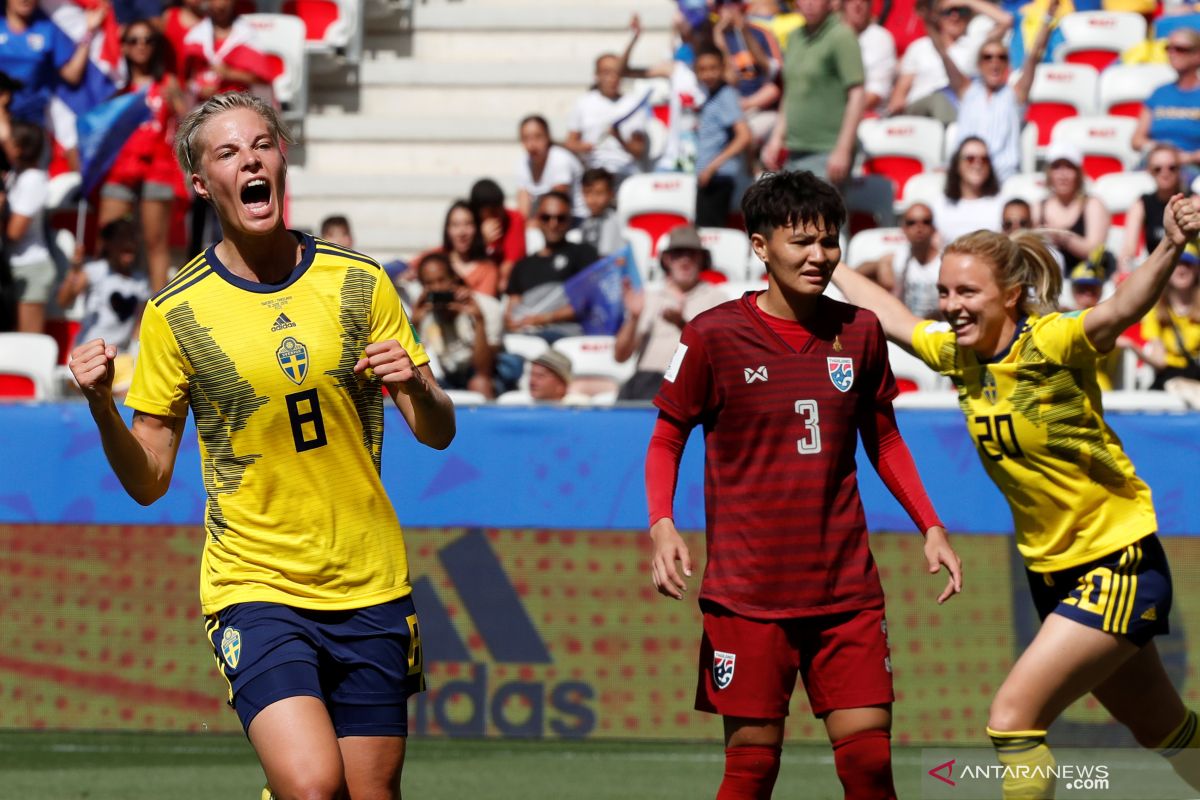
[
  {"xmin": 980, "ymin": 51, "xmax": 1008, "ymax": 63},
  {"xmin": 1002, "ymin": 218, "xmax": 1032, "ymax": 231},
  {"xmin": 1151, "ymin": 164, "xmax": 1180, "ymax": 175},
  {"xmin": 903, "ymin": 217, "xmax": 933, "ymax": 227},
  {"xmin": 960, "ymin": 154, "xmax": 989, "ymax": 164},
  {"xmin": 1166, "ymin": 44, "xmax": 1197, "ymax": 54},
  {"xmin": 124, "ymin": 36, "xmax": 154, "ymax": 45},
  {"xmin": 539, "ymin": 213, "xmax": 570, "ymax": 224},
  {"xmin": 940, "ymin": 6, "xmax": 970, "ymax": 18}
]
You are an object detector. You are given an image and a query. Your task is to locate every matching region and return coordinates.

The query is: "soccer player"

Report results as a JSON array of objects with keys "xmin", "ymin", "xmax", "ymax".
[
  {"xmin": 831, "ymin": 196, "xmax": 1200, "ymax": 798},
  {"xmin": 645, "ymin": 170, "xmax": 963, "ymax": 799},
  {"xmin": 67, "ymin": 92, "xmax": 456, "ymax": 800}
]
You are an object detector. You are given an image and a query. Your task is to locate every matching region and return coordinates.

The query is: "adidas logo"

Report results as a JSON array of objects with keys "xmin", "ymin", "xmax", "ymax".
[
  {"xmin": 1141, "ymin": 607, "xmax": 1157, "ymax": 622},
  {"xmin": 271, "ymin": 313, "xmax": 296, "ymax": 331}
]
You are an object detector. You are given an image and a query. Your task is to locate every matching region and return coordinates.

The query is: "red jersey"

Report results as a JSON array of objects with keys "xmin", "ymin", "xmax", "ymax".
[{"xmin": 654, "ymin": 293, "xmax": 898, "ymax": 619}]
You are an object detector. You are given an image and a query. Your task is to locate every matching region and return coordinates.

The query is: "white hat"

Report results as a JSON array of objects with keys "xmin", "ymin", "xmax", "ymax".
[{"xmin": 1046, "ymin": 140, "xmax": 1083, "ymax": 169}]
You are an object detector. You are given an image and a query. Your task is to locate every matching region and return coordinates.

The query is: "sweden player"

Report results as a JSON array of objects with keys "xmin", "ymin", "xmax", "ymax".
[
  {"xmin": 68, "ymin": 92, "xmax": 456, "ymax": 800},
  {"xmin": 832, "ymin": 195, "xmax": 1200, "ymax": 798}
]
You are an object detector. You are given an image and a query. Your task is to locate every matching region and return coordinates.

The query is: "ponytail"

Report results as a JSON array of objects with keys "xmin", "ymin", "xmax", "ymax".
[{"xmin": 944, "ymin": 230, "xmax": 1062, "ymax": 317}]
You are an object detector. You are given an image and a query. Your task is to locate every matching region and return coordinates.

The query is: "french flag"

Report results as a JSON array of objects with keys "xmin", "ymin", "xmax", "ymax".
[
  {"xmin": 182, "ymin": 16, "xmax": 276, "ymax": 97},
  {"xmin": 40, "ymin": 0, "xmax": 125, "ymax": 117}
]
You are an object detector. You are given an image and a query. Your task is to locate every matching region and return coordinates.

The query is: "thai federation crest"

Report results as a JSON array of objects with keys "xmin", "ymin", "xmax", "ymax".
[
  {"xmin": 220, "ymin": 628, "xmax": 242, "ymax": 669},
  {"xmin": 713, "ymin": 650, "xmax": 736, "ymax": 690},
  {"xmin": 276, "ymin": 337, "xmax": 309, "ymax": 385},
  {"xmin": 827, "ymin": 356, "xmax": 855, "ymax": 393}
]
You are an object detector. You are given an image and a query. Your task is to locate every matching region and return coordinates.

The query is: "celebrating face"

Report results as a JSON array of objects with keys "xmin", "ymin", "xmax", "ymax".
[
  {"xmin": 938, "ymin": 253, "xmax": 1021, "ymax": 355},
  {"xmin": 192, "ymin": 107, "xmax": 287, "ymax": 238}
]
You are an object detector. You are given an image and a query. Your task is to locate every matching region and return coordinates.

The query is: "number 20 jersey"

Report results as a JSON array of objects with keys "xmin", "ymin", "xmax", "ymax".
[
  {"xmin": 125, "ymin": 233, "xmax": 430, "ymax": 615},
  {"xmin": 654, "ymin": 294, "xmax": 899, "ymax": 619},
  {"xmin": 911, "ymin": 311, "xmax": 1156, "ymax": 573}
]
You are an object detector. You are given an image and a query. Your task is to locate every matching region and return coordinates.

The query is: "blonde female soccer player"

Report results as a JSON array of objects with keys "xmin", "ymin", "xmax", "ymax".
[
  {"xmin": 832, "ymin": 195, "xmax": 1200, "ymax": 798},
  {"xmin": 68, "ymin": 92, "xmax": 456, "ymax": 800}
]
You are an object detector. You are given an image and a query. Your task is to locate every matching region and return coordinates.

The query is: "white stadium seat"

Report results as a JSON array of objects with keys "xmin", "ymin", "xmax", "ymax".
[
  {"xmin": 721, "ymin": 279, "xmax": 768, "ymax": 303},
  {"xmin": 622, "ymin": 227, "xmax": 658, "ymax": 285},
  {"xmin": 242, "ymin": 14, "xmax": 308, "ymax": 121},
  {"xmin": 1091, "ymin": 171, "xmax": 1155, "ymax": 226},
  {"xmin": 846, "ymin": 227, "xmax": 906, "ymax": 270},
  {"xmin": 551, "ymin": 335, "xmax": 636, "ymax": 385},
  {"xmin": 898, "ymin": 171, "xmax": 946, "ymax": 214},
  {"xmin": 1025, "ymin": 63, "xmax": 1099, "ymax": 150},
  {"xmin": 1000, "ymin": 172, "xmax": 1049, "ymax": 206},
  {"xmin": 502, "ymin": 333, "xmax": 550, "ymax": 361},
  {"xmin": 616, "ymin": 173, "xmax": 696, "ymax": 258},
  {"xmin": 1049, "ymin": 115, "xmax": 1139, "ymax": 180},
  {"xmin": 0, "ymin": 333, "xmax": 59, "ymax": 401},
  {"xmin": 1099, "ymin": 63, "xmax": 1177, "ymax": 119},
  {"xmin": 444, "ymin": 389, "xmax": 488, "ymax": 406},
  {"xmin": 697, "ymin": 227, "xmax": 752, "ymax": 280},
  {"xmin": 1055, "ymin": 11, "xmax": 1147, "ymax": 71},
  {"xmin": 858, "ymin": 116, "xmax": 945, "ymax": 202}
]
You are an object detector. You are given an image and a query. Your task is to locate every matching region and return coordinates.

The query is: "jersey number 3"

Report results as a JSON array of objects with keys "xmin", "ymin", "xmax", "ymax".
[
  {"xmin": 286, "ymin": 389, "xmax": 328, "ymax": 452},
  {"xmin": 795, "ymin": 399, "xmax": 822, "ymax": 454}
]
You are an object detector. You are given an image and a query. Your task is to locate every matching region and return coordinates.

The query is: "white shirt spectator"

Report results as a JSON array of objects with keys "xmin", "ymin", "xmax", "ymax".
[
  {"xmin": 516, "ymin": 144, "xmax": 585, "ymax": 218},
  {"xmin": 930, "ymin": 192, "xmax": 1004, "ymax": 244},
  {"xmin": 566, "ymin": 89, "xmax": 650, "ymax": 179},
  {"xmin": 954, "ymin": 81, "xmax": 1022, "ymax": 182},
  {"xmin": 859, "ymin": 22, "xmax": 897, "ymax": 111},
  {"xmin": 892, "ymin": 244, "xmax": 942, "ymax": 320},
  {"xmin": 77, "ymin": 259, "xmax": 151, "ymax": 350},
  {"xmin": 658, "ymin": 61, "xmax": 707, "ymax": 173},
  {"xmin": 899, "ymin": 15, "xmax": 994, "ymax": 105},
  {"xmin": 5, "ymin": 167, "xmax": 50, "ymax": 269}
]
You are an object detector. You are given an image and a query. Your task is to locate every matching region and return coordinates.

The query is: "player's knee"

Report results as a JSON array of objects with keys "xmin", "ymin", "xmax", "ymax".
[
  {"xmin": 271, "ymin": 773, "xmax": 347, "ymax": 800},
  {"xmin": 718, "ymin": 744, "xmax": 782, "ymax": 800},
  {"xmin": 832, "ymin": 728, "xmax": 895, "ymax": 798},
  {"xmin": 988, "ymin": 692, "xmax": 1037, "ymax": 734}
]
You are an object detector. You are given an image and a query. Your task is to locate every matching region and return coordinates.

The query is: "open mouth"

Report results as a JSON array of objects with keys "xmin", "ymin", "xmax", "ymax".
[{"xmin": 240, "ymin": 178, "xmax": 271, "ymax": 214}]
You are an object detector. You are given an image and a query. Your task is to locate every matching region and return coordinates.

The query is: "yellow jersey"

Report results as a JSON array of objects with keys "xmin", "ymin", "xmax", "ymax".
[
  {"xmin": 911, "ymin": 311, "xmax": 1157, "ymax": 572},
  {"xmin": 125, "ymin": 233, "xmax": 429, "ymax": 615},
  {"xmin": 1139, "ymin": 308, "xmax": 1200, "ymax": 372}
]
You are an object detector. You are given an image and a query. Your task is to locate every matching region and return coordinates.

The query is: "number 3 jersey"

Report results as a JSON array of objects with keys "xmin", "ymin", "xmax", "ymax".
[
  {"xmin": 654, "ymin": 293, "xmax": 898, "ymax": 619},
  {"xmin": 125, "ymin": 233, "xmax": 430, "ymax": 615},
  {"xmin": 911, "ymin": 311, "xmax": 1156, "ymax": 573}
]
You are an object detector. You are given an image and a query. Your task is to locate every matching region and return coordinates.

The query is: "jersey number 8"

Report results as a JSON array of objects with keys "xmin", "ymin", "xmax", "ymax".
[{"xmin": 286, "ymin": 389, "xmax": 328, "ymax": 452}]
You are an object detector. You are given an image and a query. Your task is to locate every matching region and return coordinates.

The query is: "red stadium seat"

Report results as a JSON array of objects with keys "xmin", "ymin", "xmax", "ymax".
[
  {"xmin": 1099, "ymin": 63, "xmax": 1176, "ymax": 118},
  {"xmin": 616, "ymin": 173, "xmax": 696, "ymax": 256},
  {"xmin": 0, "ymin": 374, "xmax": 37, "ymax": 398},
  {"xmin": 242, "ymin": 13, "xmax": 309, "ymax": 120},
  {"xmin": 282, "ymin": 0, "xmax": 339, "ymax": 39},
  {"xmin": 1093, "ymin": 171, "xmax": 1155, "ymax": 227},
  {"xmin": 1026, "ymin": 64, "xmax": 1098, "ymax": 149},
  {"xmin": 857, "ymin": 117, "xmax": 944, "ymax": 201},
  {"xmin": 0, "ymin": 333, "xmax": 58, "ymax": 400},
  {"xmin": 1050, "ymin": 115, "xmax": 1139, "ymax": 181},
  {"xmin": 1055, "ymin": 12, "xmax": 1147, "ymax": 70}
]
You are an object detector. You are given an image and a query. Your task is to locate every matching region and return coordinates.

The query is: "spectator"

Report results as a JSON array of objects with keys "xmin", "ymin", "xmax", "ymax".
[
  {"xmin": 1065, "ymin": 259, "xmax": 1119, "ymax": 390},
  {"xmin": 839, "ymin": 0, "xmax": 897, "ymax": 116},
  {"xmin": 614, "ymin": 225, "xmax": 727, "ymax": 400},
  {"xmin": 0, "ymin": 0, "xmax": 104, "ymax": 126},
  {"xmin": 1127, "ymin": 245, "xmax": 1200, "ymax": 390},
  {"xmin": 763, "ymin": 0, "xmax": 864, "ymax": 186},
  {"xmin": 1133, "ymin": 28, "xmax": 1200, "ymax": 181},
  {"xmin": 578, "ymin": 168, "xmax": 624, "ymax": 256},
  {"xmin": 528, "ymin": 350, "xmax": 578, "ymax": 402},
  {"xmin": 470, "ymin": 178, "xmax": 526, "ymax": 291},
  {"xmin": 861, "ymin": 202, "xmax": 943, "ymax": 320},
  {"xmin": 693, "ymin": 44, "xmax": 752, "ymax": 227},
  {"xmin": 931, "ymin": 136, "xmax": 1003, "ymax": 244},
  {"xmin": 888, "ymin": 0, "xmax": 1012, "ymax": 125},
  {"xmin": 99, "ymin": 18, "xmax": 190, "ymax": 294},
  {"xmin": 1001, "ymin": 197, "xmax": 1034, "ymax": 234},
  {"xmin": 564, "ymin": 53, "xmax": 650, "ymax": 182},
  {"xmin": 319, "ymin": 214, "xmax": 354, "ymax": 248},
  {"xmin": 516, "ymin": 115, "xmax": 584, "ymax": 224},
  {"xmin": 1122, "ymin": 144, "xmax": 1188, "ymax": 272},
  {"xmin": 712, "ymin": 1, "xmax": 781, "ymax": 149},
  {"xmin": 504, "ymin": 191, "xmax": 598, "ymax": 341},
  {"xmin": 747, "ymin": 0, "xmax": 804, "ymax": 49},
  {"xmin": 56, "ymin": 218, "xmax": 148, "ymax": 354},
  {"xmin": 1036, "ymin": 140, "xmax": 1111, "ymax": 278},
  {"xmin": 938, "ymin": 3, "xmax": 1054, "ymax": 182},
  {"xmin": 1, "ymin": 118, "xmax": 51, "ymax": 334},
  {"xmin": 181, "ymin": 0, "xmax": 275, "ymax": 101},
  {"xmin": 162, "ymin": 0, "xmax": 206, "ymax": 80},
  {"xmin": 436, "ymin": 200, "xmax": 499, "ymax": 297},
  {"xmin": 410, "ymin": 252, "xmax": 506, "ymax": 399}
]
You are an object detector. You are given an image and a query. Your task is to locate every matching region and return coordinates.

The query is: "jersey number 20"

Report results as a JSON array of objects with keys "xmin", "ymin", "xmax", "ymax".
[
  {"xmin": 974, "ymin": 413, "xmax": 1023, "ymax": 461},
  {"xmin": 286, "ymin": 389, "xmax": 328, "ymax": 452},
  {"xmin": 795, "ymin": 399, "xmax": 822, "ymax": 454}
]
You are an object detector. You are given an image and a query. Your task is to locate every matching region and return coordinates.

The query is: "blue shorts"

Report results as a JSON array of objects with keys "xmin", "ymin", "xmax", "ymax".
[
  {"xmin": 204, "ymin": 594, "xmax": 425, "ymax": 736},
  {"xmin": 1027, "ymin": 534, "xmax": 1172, "ymax": 647}
]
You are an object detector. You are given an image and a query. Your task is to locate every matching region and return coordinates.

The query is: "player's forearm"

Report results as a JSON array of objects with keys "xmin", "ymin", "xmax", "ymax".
[
  {"xmin": 404, "ymin": 386, "xmax": 457, "ymax": 450},
  {"xmin": 645, "ymin": 414, "xmax": 688, "ymax": 526},
  {"xmin": 90, "ymin": 404, "xmax": 172, "ymax": 505},
  {"xmin": 614, "ymin": 313, "xmax": 640, "ymax": 362},
  {"xmin": 831, "ymin": 264, "xmax": 920, "ymax": 350},
  {"xmin": 868, "ymin": 413, "xmax": 943, "ymax": 534},
  {"xmin": 834, "ymin": 87, "xmax": 866, "ymax": 157},
  {"xmin": 1098, "ymin": 236, "xmax": 1186, "ymax": 343}
]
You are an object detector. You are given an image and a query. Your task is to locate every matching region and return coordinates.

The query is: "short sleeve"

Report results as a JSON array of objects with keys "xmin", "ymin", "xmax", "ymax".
[
  {"xmin": 653, "ymin": 323, "xmax": 716, "ymax": 427},
  {"xmin": 834, "ymin": 28, "xmax": 865, "ymax": 89},
  {"xmin": 864, "ymin": 317, "xmax": 899, "ymax": 406},
  {"xmin": 1032, "ymin": 311, "xmax": 1100, "ymax": 367},
  {"xmin": 371, "ymin": 268, "xmax": 430, "ymax": 368},
  {"xmin": 515, "ymin": 156, "xmax": 534, "ymax": 193},
  {"xmin": 125, "ymin": 302, "xmax": 191, "ymax": 418},
  {"xmin": 899, "ymin": 37, "xmax": 923, "ymax": 75},
  {"xmin": 8, "ymin": 170, "xmax": 48, "ymax": 217},
  {"xmin": 716, "ymin": 87, "xmax": 744, "ymax": 128},
  {"xmin": 51, "ymin": 22, "xmax": 78, "ymax": 69},
  {"xmin": 910, "ymin": 319, "xmax": 957, "ymax": 373}
]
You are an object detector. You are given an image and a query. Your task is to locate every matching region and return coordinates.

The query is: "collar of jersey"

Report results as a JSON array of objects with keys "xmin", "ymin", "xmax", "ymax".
[
  {"xmin": 204, "ymin": 230, "xmax": 315, "ymax": 294},
  {"xmin": 978, "ymin": 314, "xmax": 1029, "ymax": 364},
  {"xmin": 739, "ymin": 291, "xmax": 824, "ymax": 355}
]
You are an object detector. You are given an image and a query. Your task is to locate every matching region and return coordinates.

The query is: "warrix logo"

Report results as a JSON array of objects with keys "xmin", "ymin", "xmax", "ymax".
[{"xmin": 744, "ymin": 366, "xmax": 768, "ymax": 384}]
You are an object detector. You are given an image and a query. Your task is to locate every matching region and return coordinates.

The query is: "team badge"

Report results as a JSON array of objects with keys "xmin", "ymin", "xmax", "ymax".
[
  {"xmin": 713, "ymin": 650, "xmax": 736, "ymax": 690},
  {"xmin": 827, "ymin": 357, "xmax": 855, "ymax": 392},
  {"xmin": 220, "ymin": 628, "xmax": 242, "ymax": 669},
  {"xmin": 982, "ymin": 367, "xmax": 998, "ymax": 404},
  {"xmin": 276, "ymin": 337, "xmax": 309, "ymax": 385}
]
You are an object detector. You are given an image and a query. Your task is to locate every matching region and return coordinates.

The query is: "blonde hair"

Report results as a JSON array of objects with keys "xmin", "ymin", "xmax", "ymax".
[
  {"xmin": 945, "ymin": 230, "xmax": 1062, "ymax": 316},
  {"xmin": 174, "ymin": 91, "xmax": 294, "ymax": 176}
]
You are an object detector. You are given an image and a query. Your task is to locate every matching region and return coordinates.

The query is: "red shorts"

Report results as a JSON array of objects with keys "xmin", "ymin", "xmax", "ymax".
[{"xmin": 695, "ymin": 602, "xmax": 894, "ymax": 719}]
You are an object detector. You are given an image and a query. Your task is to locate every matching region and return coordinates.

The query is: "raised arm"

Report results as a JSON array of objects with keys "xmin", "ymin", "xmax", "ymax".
[
  {"xmin": 1085, "ymin": 195, "xmax": 1200, "ymax": 352},
  {"xmin": 926, "ymin": 11, "xmax": 971, "ymax": 98},
  {"xmin": 831, "ymin": 263, "xmax": 924, "ymax": 353}
]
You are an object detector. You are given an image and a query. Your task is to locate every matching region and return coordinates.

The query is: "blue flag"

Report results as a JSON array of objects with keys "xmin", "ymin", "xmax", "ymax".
[
  {"xmin": 77, "ymin": 90, "xmax": 152, "ymax": 195},
  {"xmin": 563, "ymin": 244, "xmax": 642, "ymax": 336}
]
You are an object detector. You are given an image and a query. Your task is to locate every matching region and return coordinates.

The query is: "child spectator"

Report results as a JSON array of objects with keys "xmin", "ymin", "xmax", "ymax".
[
  {"xmin": 693, "ymin": 44, "xmax": 752, "ymax": 227},
  {"xmin": 470, "ymin": 178, "xmax": 526, "ymax": 291},
  {"xmin": 1, "ymin": 117, "xmax": 51, "ymax": 334},
  {"xmin": 56, "ymin": 218, "xmax": 149, "ymax": 354},
  {"xmin": 515, "ymin": 115, "xmax": 584, "ymax": 223},
  {"xmin": 578, "ymin": 168, "xmax": 624, "ymax": 256},
  {"xmin": 319, "ymin": 215, "xmax": 354, "ymax": 248}
]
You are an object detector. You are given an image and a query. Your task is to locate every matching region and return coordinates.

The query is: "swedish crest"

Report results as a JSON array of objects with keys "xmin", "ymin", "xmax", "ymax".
[
  {"xmin": 221, "ymin": 628, "xmax": 242, "ymax": 669},
  {"xmin": 277, "ymin": 337, "xmax": 309, "ymax": 385},
  {"xmin": 713, "ymin": 650, "xmax": 736, "ymax": 690},
  {"xmin": 827, "ymin": 356, "xmax": 855, "ymax": 392}
]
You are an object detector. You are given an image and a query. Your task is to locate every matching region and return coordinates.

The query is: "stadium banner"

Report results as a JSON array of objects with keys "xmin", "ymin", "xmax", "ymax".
[
  {"xmin": 4, "ymin": 403, "xmax": 1200, "ymax": 533},
  {"xmin": 3, "ymin": 524, "xmax": 1199, "ymax": 744}
]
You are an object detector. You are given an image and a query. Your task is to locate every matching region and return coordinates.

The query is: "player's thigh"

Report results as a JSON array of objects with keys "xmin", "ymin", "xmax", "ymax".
[
  {"xmin": 824, "ymin": 705, "xmax": 893, "ymax": 743},
  {"xmin": 1091, "ymin": 641, "xmax": 1187, "ymax": 747},
  {"xmin": 249, "ymin": 694, "xmax": 347, "ymax": 800},
  {"xmin": 725, "ymin": 716, "xmax": 786, "ymax": 748},
  {"xmin": 339, "ymin": 736, "xmax": 406, "ymax": 800},
  {"xmin": 798, "ymin": 606, "xmax": 894, "ymax": 726},
  {"xmin": 695, "ymin": 602, "xmax": 800, "ymax": 721},
  {"xmin": 989, "ymin": 613, "xmax": 1138, "ymax": 732}
]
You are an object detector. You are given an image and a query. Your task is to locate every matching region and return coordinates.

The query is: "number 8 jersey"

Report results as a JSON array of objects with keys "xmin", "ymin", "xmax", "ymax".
[
  {"xmin": 654, "ymin": 293, "xmax": 898, "ymax": 619},
  {"xmin": 126, "ymin": 232, "xmax": 430, "ymax": 615},
  {"xmin": 911, "ymin": 311, "xmax": 1156, "ymax": 573}
]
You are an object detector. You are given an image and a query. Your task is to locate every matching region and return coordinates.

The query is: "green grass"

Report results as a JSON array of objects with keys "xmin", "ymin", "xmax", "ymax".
[{"xmin": 0, "ymin": 731, "xmax": 899, "ymax": 799}]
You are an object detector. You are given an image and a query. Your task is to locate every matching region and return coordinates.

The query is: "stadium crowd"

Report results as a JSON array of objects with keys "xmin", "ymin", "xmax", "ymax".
[{"xmin": 2, "ymin": 0, "xmax": 1200, "ymax": 405}]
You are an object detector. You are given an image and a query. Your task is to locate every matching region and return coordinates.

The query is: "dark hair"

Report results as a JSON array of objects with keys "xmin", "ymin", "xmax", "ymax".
[
  {"xmin": 519, "ymin": 114, "xmax": 551, "ymax": 138},
  {"xmin": 742, "ymin": 171, "xmax": 846, "ymax": 239},
  {"xmin": 99, "ymin": 217, "xmax": 139, "ymax": 243},
  {"xmin": 694, "ymin": 43, "xmax": 725, "ymax": 63},
  {"xmin": 537, "ymin": 190, "xmax": 573, "ymax": 213},
  {"xmin": 441, "ymin": 200, "xmax": 487, "ymax": 261},
  {"xmin": 581, "ymin": 167, "xmax": 614, "ymax": 190},
  {"xmin": 945, "ymin": 136, "xmax": 999, "ymax": 203},
  {"xmin": 1002, "ymin": 198, "xmax": 1031, "ymax": 214},
  {"xmin": 417, "ymin": 251, "xmax": 459, "ymax": 283},
  {"xmin": 320, "ymin": 214, "xmax": 351, "ymax": 236},
  {"xmin": 11, "ymin": 120, "xmax": 44, "ymax": 168},
  {"xmin": 124, "ymin": 18, "xmax": 166, "ymax": 81},
  {"xmin": 469, "ymin": 178, "xmax": 506, "ymax": 211}
]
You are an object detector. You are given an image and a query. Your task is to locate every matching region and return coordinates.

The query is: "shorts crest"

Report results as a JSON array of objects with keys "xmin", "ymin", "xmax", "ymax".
[
  {"xmin": 713, "ymin": 650, "xmax": 736, "ymax": 690},
  {"xmin": 221, "ymin": 627, "xmax": 242, "ymax": 669}
]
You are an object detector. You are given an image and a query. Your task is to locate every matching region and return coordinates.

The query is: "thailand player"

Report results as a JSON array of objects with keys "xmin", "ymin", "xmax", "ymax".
[
  {"xmin": 645, "ymin": 171, "xmax": 963, "ymax": 799},
  {"xmin": 68, "ymin": 92, "xmax": 456, "ymax": 800},
  {"xmin": 832, "ymin": 196, "xmax": 1200, "ymax": 798}
]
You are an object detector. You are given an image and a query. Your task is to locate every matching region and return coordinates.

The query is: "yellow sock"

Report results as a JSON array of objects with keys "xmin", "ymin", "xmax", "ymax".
[
  {"xmin": 988, "ymin": 727, "xmax": 1057, "ymax": 799},
  {"xmin": 1157, "ymin": 709, "xmax": 1200, "ymax": 790},
  {"xmin": 260, "ymin": 787, "xmax": 275, "ymax": 800}
]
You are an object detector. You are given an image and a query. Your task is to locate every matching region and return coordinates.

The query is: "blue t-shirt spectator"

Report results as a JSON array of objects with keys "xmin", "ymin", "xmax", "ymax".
[
  {"xmin": 697, "ymin": 84, "xmax": 746, "ymax": 179},
  {"xmin": 721, "ymin": 23, "xmax": 778, "ymax": 98},
  {"xmin": 0, "ymin": 11, "xmax": 77, "ymax": 123},
  {"xmin": 113, "ymin": 0, "xmax": 167, "ymax": 26},
  {"xmin": 1145, "ymin": 83, "xmax": 1200, "ymax": 154}
]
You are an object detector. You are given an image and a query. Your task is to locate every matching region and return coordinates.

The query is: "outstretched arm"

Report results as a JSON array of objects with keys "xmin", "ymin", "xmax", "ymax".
[
  {"xmin": 831, "ymin": 263, "xmax": 925, "ymax": 353},
  {"xmin": 1085, "ymin": 195, "xmax": 1200, "ymax": 352}
]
